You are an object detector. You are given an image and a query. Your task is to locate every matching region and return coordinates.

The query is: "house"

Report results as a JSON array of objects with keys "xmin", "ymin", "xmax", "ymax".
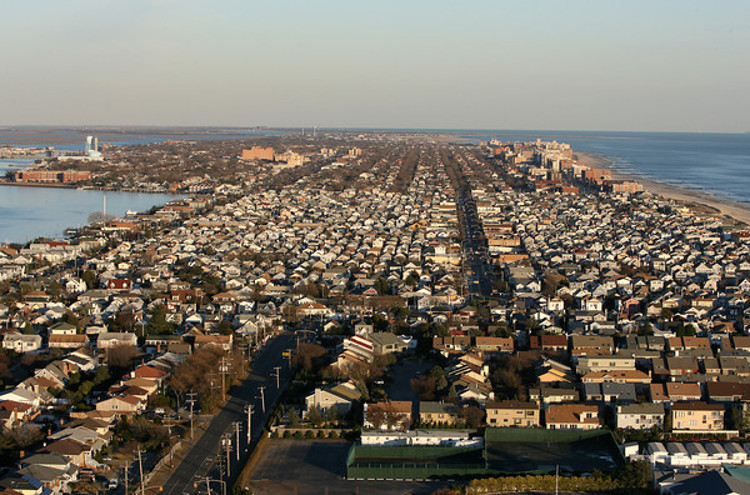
[
  {"xmin": 419, "ymin": 401, "xmax": 460, "ymax": 426},
  {"xmin": 529, "ymin": 386, "xmax": 579, "ymax": 405},
  {"xmin": 0, "ymin": 401, "xmax": 39, "ymax": 428},
  {"xmin": 580, "ymin": 370, "xmax": 651, "ymax": 384},
  {"xmin": 664, "ymin": 356, "xmax": 700, "ymax": 377},
  {"xmin": 48, "ymin": 334, "xmax": 88, "ymax": 349},
  {"xmin": 672, "ymin": 401, "xmax": 725, "ymax": 432},
  {"xmin": 296, "ymin": 301, "xmax": 331, "ymax": 318},
  {"xmin": 658, "ymin": 470, "xmax": 750, "ymax": 495},
  {"xmin": 485, "ymin": 400, "xmax": 539, "ymax": 428},
  {"xmin": 433, "ymin": 335, "xmax": 471, "ymax": 355},
  {"xmin": 719, "ymin": 355, "xmax": 750, "ymax": 376},
  {"xmin": 48, "ymin": 322, "xmax": 78, "ymax": 335},
  {"xmin": 17, "ymin": 452, "xmax": 75, "ymax": 494},
  {"xmin": 706, "ymin": 381, "xmax": 750, "ymax": 403},
  {"xmin": 584, "ymin": 383, "xmax": 637, "ymax": 404},
  {"xmin": 369, "ymin": 332, "xmax": 407, "ymax": 354},
  {"xmin": 97, "ymin": 332, "xmax": 137, "ymax": 349},
  {"xmin": 473, "ymin": 336, "xmax": 514, "ymax": 354},
  {"xmin": 2, "ymin": 333, "xmax": 42, "ymax": 353},
  {"xmin": 131, "ymin": 364, "xmax": 169, "ymax": 384},
  {"xmin": 576, "ymin": 356, "xmax": 635, "ymax": 375},
  {"xmin": 193, "ymin": 334, "xmax": 233, "ymax": 351},
  {"xmin": 616, "ymin": 403, "xmax": 665, "ymax": 430},
  {"xmin": 95, "ymin": 395, "xmax": 144, "ymax": 415},
  {"xmin": 570, "ymin": 335, "xmax": 614, "ymax": 356},
  {"xmin": 305, "ymin": 381, "xmax": 362, "ymax": 417},
  {"xmin": 106, "ymin": 279, "xmax": 133, "ymax": 292},
  {"xmin": 0, "ymin": 472, "xmax": 48, "ymax": 495},
  {"xmin": 43, "ymin": 437, "xmax": 95, "ymax": 467},
  {"xmin": 529, "ymin": 334, "xmax": 568, "ymax": 354},
  {"xmin": 545, "ymin": 403, "xmax": 599, "ymax": 430},
  {"xmin": 535, "ymin": 357, "xmax": 576, "ymax": 384},
  {"xmin": 363, "ymin": 400, "xmax": 412, "ymax": 430}
]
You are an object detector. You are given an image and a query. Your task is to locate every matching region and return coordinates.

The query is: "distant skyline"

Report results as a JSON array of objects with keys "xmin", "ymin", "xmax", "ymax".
[{"xmin": 2, "ymin": 0, "xmax": 749, "ymax": 133}]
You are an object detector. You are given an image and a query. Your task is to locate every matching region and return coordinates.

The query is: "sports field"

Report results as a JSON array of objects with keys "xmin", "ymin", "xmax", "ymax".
[{"xmin": 485, "ymin": 434, "xmax": 623, "ymax": 474}]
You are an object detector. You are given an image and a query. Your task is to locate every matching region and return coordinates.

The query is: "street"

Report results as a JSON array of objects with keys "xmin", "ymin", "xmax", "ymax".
[{"xmin": 161, "ymin": 331, "xmax": 295, "ymax": 495}]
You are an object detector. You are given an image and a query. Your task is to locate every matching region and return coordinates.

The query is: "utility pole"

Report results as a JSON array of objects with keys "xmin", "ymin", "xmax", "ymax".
[
  {"xmin": 285, "ymin": 348, "xmax": 293, "ymax": 371},
  {"xmin": 219, "ymin": 356, "xmax": 228, "ymax": 402},
  {"xmin": 245, "ymin": 404, "xmax": 253, "ymax": 444},
  {"xmin": 258, "ymin": 386, "xmax": 266, "ymax": 414},
  {"xmin": 233, "ymin": 421, "xmax": 241, "ymax": 461},
  {"xmin": 272, "ymin": 366, "xmax": 281, "ymax": 389},
  {"xmin": 123, "ymin": 461, "xmax": 129, "ymax": 495},
  {"xmin": 222, "ymin": 433, "xmax": 232, "ymax": 478},
  {"xmin": 137, "ymin": 448, "xmax": 145, "ymax": 495},
  {"xmin": 187, "ymin": 391, "xmax": 198, "ymax": 439},
  {"xmin": 205, "ymin": 476, "xmax": 211, "ymax": 495}
]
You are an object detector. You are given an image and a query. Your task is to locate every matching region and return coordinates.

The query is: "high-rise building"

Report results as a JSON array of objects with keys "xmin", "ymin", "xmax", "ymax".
[{"xmin": 84, "ymin": 136, "xmax": 102, "ymax": 159}]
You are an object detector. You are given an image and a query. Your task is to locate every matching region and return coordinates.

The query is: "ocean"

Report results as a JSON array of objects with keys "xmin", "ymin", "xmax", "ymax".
[{"xmin": 455, "ymin": 130, "xmax": 750, "ymax": 205}]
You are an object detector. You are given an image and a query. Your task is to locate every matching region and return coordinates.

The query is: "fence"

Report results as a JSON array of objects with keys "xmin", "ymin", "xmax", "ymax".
[
  {"xmin": 347, "ymin": 463, "xmax": 490, "ymax": 480},
  {"xmin": 346, "ymin": 444, "xmax": 487, "ymax": 480},
  {"xmin": 485, "ymin": 427, "xmax": 608, "ymax": 443}
]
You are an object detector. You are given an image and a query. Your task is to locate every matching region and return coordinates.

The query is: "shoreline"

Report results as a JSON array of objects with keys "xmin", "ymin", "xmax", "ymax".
[
  {"xmin": 0, "ymin": 180, "xmax": 177, "ymax": 195},
  {"xmin": 575, "ymin": 151, "xmax": 750, "ymax": 227}
]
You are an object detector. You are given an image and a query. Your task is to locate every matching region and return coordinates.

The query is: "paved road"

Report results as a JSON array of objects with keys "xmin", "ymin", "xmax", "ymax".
[
  {"xmin": 385, "ymin": 357, "xmax": 432, "ymax": 420},
  {"xmin": 162, "ymin": 331, "xmax": 295, "ymax": 495}
]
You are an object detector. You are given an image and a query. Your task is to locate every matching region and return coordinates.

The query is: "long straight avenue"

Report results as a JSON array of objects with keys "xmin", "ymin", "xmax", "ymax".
[{"xmin": 161, "ymin": 331, "xmax": 295, "ymax": 495}]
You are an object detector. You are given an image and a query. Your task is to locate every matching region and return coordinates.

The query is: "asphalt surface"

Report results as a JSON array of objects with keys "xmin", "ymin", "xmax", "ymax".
[
  {"xmin": 248, "ymin": 440, "xmax": 448, "ymax": 495},
  {"xmin": 109, "ymin": 451, "xmax": 159, "ymax": 495},
  {"xmin": 457, "ymin": 192, "xmax": 492, "ymax": 299},
  {"xmin": 385, "ymin": 357, "xmax": 432, "ymax": 420},
  {"xmin": 162, "ymin": 331, "xmax": 295, "ymax": 495}
]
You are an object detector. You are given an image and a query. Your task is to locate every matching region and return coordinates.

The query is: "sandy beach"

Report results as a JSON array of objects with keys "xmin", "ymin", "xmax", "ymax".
[{"xmin": 575, "ymin": 151, "xmax": 750, "ymax": 227}]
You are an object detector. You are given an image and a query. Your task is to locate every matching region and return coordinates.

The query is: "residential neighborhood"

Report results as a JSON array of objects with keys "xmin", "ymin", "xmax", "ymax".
[{"xmin": 1, "ymin": 133, "xmax": 750, "ymax": 493}]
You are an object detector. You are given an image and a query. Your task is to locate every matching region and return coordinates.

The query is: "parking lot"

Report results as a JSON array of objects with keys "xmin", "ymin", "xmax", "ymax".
[{"xmin": 245, "ymin": 440, "xmax": 448, "ymax": 495}]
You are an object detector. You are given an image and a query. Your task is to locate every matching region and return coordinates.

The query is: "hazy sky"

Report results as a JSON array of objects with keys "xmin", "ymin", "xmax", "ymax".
[{"xmin": 2, "ymin": 0, "xmax": 749, "ymax": 132}]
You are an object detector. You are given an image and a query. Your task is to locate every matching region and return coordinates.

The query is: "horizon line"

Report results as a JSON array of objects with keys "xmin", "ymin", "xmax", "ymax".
[{"xmin": 0, "ymin": 125, "xmax": 747, "ymax": 136}]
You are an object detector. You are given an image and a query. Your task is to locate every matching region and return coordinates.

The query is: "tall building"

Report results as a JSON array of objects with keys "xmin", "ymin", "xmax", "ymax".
[{"xmin": 84, "ymin": 136, "xmax": 102, "ymax": 159}]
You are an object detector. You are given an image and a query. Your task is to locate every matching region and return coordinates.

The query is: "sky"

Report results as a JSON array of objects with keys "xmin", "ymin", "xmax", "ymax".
[{"xmin": 2, "ymin": 0, "xmax": 749, "ymax": 132}]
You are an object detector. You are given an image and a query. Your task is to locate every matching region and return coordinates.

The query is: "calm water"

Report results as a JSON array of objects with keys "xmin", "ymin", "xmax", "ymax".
[
  {"xmin": 458, "ymin": 130, "xmax": 750, "ymax": 205},
  {"xmin": 0, "ymin": 180, "xmax": 178, "ymax": 243}
]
